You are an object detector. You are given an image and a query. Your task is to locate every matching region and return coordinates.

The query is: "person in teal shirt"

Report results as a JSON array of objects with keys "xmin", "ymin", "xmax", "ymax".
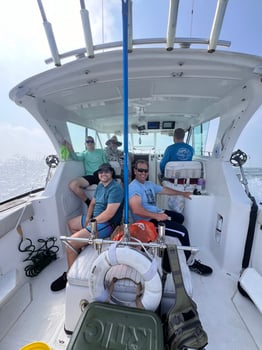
[
  {"xmin": 50, "ymin": 163, "xmax": 124, "ymax": 292},
  {"xmin": 65, "ymin": 136, "xmax": 108, "ymax": 205}
]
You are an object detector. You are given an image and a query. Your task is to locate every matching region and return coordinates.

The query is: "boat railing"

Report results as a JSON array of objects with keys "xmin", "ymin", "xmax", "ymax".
[
  {"xmin": 60, "ymin": 235, "xmax": 199, "ymax": 257},
  {"xmin": 44, "ymin": 37, "xmax": 231, "ymax": 65},
  {"xmin": 37, "ymin": 0, "xmax": 230, "ymax": 66}
]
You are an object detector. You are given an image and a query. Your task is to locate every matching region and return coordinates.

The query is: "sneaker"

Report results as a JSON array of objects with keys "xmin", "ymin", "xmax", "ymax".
[
  {"xmin": 50, "ymin": 272, "xmax": 67, "ymax": 291},
  {"xmin": 189, "ymin": 260, "xmax": 213, "ymax": 276}
]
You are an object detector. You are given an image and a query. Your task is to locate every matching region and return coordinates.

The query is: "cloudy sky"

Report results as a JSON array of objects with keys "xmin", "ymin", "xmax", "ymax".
[{"xmin": 1, "ymin": 0, "xmax": 262, "ymax": 166}]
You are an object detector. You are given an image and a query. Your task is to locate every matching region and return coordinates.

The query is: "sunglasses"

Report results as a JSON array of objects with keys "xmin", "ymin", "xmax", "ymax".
[
  {"xmin": 86, "ymin": 140, "xmax": 94, "ymax": 144},
  {"xmin": 136, "ymin": 168, "xmax": 149, "ymax": 173},
  {"xmin": 98, "ymin": 169, "xmax": 111, "ymax": 174}
]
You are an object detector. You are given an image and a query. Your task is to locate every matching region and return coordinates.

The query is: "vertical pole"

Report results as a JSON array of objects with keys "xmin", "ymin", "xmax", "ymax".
[
  {"xmin": 37, "ymin": 0, "xmax": 61, "ymax": 66},
  {"xmin": 122, "ymin": 0, "xmax": 129, "ymax": 228},
  {"xmin": 80, "ymin": 0, "xmax": 94, "ymax": 58}
]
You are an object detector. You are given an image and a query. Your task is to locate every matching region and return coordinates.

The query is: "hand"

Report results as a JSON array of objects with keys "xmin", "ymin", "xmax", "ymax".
[
  {"xmin": 183, "ymin": 191, "xmax": 192, "ymax": 200},
  {"xmin": 63, "ymin": 140, "xmax": 73, "ymax": 152},
  {"xmin": 155, "ymin": 212, "xmax": 169, "ymax": 221}
]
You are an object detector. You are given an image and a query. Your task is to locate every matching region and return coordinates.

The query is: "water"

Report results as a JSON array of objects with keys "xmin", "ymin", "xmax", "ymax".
[
  {"xmin": 0, "ymin": 156, "xmax": 52, "ymax": 203},
  {"xmin": 0, "ymin": 157, "xmax": 262, "ymax": 204},
  {"xmin": 242, "ymin": 168, "xmax": 262, "ymax": 203}
]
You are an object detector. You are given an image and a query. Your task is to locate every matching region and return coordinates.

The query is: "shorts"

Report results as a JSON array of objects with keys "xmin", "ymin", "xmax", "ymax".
[
  {"xmin": 81, "ymin": 215, "xmax": 114, "ymax": 238},
  {"xmin": 83, "ymin": 170, "xmax": 99, "ymax": 185}
]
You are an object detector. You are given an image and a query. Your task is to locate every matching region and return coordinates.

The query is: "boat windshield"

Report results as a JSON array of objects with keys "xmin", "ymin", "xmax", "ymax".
[
  {"xmin": 0, "ymin": 117, "xmax": 220, "ymax": 204},
  {"xmin": 67, "ymin": 117, "xmax": 220, "ymax": 158}
]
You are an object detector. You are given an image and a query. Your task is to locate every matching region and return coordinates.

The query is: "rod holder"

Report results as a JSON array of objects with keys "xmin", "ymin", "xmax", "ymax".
[
  {"xmin": 158, "ymin": 222, "xmax": 166, "ymax": 257},
  {"xmin": 90, "ymin": 219, "xmax": 97, "ymax": 239}
]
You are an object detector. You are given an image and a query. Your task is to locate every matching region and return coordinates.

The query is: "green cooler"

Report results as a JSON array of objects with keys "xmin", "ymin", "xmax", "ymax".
[{"xmin": 67, "ymin": 302, "xmax": 164, "ymax": 350}]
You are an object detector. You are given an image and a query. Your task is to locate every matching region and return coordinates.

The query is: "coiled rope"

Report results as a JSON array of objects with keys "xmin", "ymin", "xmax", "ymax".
[{"xmin": 18, "ymin": 237, "xmax": 59, "ymax": 277}]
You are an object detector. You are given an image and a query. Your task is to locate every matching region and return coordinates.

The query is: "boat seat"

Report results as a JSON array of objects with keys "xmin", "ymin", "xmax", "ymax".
[
  {"xmin": 164, "ymin": 160, "xmax": 202, "ymax": 187},
  {"xmin": 239, "ymin": 267, "xmax": 262, "ymax": 314},
  {"xmin": 158, "ymin": 160, "xmax": 203, "ymax": 213},
  {"xmin": 64, "ymin": 236, "xmax": 192, "ymax": 333},
  {"xmin": 109, "ymin": 160, "xmax": 122, "ymax": 180}
]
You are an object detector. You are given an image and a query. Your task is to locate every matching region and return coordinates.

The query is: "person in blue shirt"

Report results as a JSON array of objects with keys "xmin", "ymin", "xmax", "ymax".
[
  {"xmin": 50, "ymin": 163, "xmax": 124, "ymax": 292},
  {"xmin": 129, "ymin": 159, "xmax": 212, "ymax": 276},
  {"xmin": 160, "ymin": 128, "xmax": 194, "ymax": 176}
]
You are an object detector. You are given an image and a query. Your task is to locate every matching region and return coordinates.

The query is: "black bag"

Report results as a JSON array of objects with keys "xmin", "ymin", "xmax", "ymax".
[{"xmin": 163, "ymin": 245, "xmax": 208, "ymax": 350}]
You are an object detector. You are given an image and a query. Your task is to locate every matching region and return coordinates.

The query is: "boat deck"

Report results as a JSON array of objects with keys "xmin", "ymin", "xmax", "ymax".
[
  {"xmin": 191, "ymin": 249, "xmax": 262, "ymax": 350},
  {"xmin": 1, "ymin": 249, "xmax": 261, "ymax": 350}
]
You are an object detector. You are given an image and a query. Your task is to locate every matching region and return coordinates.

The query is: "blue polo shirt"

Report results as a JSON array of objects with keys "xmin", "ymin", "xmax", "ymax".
[{"xmin": 160, "ymin": 142, "xmax": 194, "ymax": 174}]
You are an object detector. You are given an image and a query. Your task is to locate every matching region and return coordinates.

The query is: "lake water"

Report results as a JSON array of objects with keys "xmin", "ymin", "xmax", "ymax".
[{"xmin": 0, "ymin": 156, "xmax": 262, "ymax": 204}]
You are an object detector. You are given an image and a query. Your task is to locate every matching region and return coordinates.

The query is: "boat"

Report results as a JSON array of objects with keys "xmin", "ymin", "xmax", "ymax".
[{"xmin": 1, "ymin": 0, "xmax": 262, "ymax": 348}]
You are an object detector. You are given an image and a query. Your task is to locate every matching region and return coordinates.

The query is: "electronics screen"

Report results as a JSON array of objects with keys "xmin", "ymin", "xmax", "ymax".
[
  {"xmin": 162, "ymin": 121, "xmax": 175, "ymax": 129},
  {"xmin": 137, "ymin": 124, "xmax": 146, "ymax": 131},
  {"xmin": 147, "ymin": 121, "xmax": 160, "ymax": 129}
]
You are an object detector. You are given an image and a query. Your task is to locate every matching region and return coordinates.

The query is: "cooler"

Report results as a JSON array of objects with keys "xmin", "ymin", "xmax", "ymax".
[{"xmin": 66, "ymin": 301, "xmax": 164, "ymax": 350}]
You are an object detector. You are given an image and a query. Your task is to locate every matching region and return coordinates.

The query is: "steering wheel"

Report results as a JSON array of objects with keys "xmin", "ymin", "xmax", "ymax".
[
  {"xmin": 46, "ymin": 154, "xmax": 59, "ymax": 168},
  {"xmin": 230, "ymin": 149, "xmax": 247, "ymax": 167}
]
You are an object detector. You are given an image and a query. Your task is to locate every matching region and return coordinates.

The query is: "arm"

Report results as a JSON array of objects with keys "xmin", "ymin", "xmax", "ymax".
[
  {"xmin": 63, "ymin": 140, "xmax": 74, "ymax": 153},
  {"xmin": 83, "ymin": 197, "xmax": 120, "ymax": 225},
  {"xmin": 129, "ymin": 195, "xmax": 169, "ymax": 221},
  {"xmin": 94, "ymin": 203, "xmax": 121, "ymax": 223},
  {"xmin": 160, "ymin": 187, "xmax": 192, "ymax": 200},
  {"xmin": 63, "ymin": 141, "xmax": 85, "ymax": 161}
]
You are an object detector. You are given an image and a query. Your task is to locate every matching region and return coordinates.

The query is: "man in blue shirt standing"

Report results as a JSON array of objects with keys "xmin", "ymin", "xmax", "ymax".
[{"xmin": 160, "ymin": 128, "xmax": 194, "ymax": 176}]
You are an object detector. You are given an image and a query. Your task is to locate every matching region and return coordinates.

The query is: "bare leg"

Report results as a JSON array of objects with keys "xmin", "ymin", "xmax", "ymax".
[
  {"xmin": 68, "ymin": 215, "xmax": 84, "ymax": 234},
  {"xmin": 69, "ymin": 177, "xmax": 90, "ymax": 201},
  {"xmin": 66, "ymin": 227, "xmax": 92, "ymax": 270},
  {"xmin": 50, "ymin": 217, "xmax": 91, "ymax": 291}
]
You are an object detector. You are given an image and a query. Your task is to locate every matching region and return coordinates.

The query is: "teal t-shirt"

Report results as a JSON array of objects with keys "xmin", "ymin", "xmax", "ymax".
[
  {"xmin": 94, "ymin": 180, "xmax": 124, "ymax": 225},
  {"xmin": 71, "ymin": 149, "xmax": 107, "ymax": 175}
]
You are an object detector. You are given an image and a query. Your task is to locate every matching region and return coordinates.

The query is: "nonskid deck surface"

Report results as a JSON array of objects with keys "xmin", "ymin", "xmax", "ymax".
[
  {"xmin": 0, "ymin": 257, "xmax": 70, "ymax": 350},
  {"xmin": 0, "ymin": 249, "xmax": 260, "ymax": 350},
  {"xmin": 190, "ymin": 249, "xmax": 260, "ymax": 350}
]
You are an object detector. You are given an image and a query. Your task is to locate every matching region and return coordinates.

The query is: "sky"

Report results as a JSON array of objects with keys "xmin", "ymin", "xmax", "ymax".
[{"xmin": 0, "ymin": 0, "xmax": 262, "ymax": 166}]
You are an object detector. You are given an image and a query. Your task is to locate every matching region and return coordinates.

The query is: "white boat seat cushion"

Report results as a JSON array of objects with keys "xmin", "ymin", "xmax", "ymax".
[
  {"xmin": 67, "ymin": 246, "xmax": 102, "ymax": 287},
  {"xmin": 164, "ymin": 161, "xmax": 202, "ymax": 185}
]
